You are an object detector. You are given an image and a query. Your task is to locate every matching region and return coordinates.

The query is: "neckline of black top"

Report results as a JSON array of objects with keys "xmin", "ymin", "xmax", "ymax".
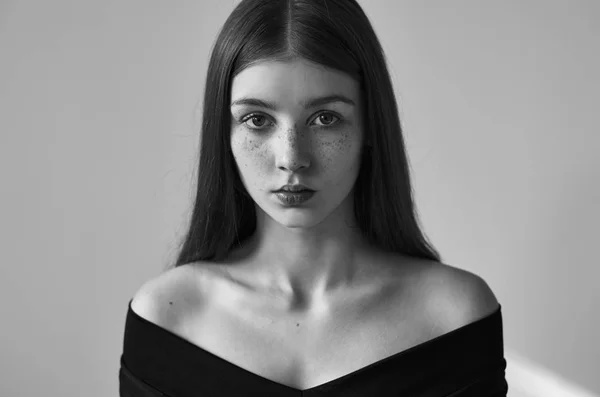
[{"xmin": 124, "ymin": 298, "xmax": 503, "ymax": 393}]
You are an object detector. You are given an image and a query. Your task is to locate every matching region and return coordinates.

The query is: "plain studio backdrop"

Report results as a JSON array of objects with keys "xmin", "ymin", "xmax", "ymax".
[{"xmin": 0, "ymin": 1, "xmax": 598, "ymax": 396}]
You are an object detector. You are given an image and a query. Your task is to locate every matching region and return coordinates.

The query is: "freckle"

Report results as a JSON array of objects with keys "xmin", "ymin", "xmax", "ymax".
[{"xmin": 169, "ymin": 301, "xmax": 173, "ymax": 306}]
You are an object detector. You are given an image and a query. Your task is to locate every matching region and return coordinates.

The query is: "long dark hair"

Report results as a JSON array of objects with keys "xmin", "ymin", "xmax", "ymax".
[{"xmin": 167, "ymin": 0, "xmax": 442, "ymax": 270}]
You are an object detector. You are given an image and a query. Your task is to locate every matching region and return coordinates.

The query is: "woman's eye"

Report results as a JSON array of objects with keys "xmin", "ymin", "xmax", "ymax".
[
  {"xmin": 244, "ymin": 115, "xmax": 271, "ymax": 129},
  {"xmin": 314, "ymin": 113, "xmax": 340, "ymax": 127},
  {"xmin": 241, "ymin": 112, "xmax": 340, "ymax": 131}
]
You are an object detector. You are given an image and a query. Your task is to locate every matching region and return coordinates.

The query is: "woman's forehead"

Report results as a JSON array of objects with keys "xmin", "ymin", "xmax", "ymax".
[{"xmin": 231, "ymin": 60, "xmax": 359, "ymax": 103}]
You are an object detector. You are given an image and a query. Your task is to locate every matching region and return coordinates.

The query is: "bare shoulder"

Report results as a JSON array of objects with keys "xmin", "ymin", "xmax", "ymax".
[
  {"xmin": 382, "ymin": 255, "xmax": 500, "ymax": 331},
  {"xmin": 419, "ymin": 261, "xmax": 500, "ymax": 330},
  {"xmin": 130, "ymin": 262, "xmax": 216, "ymax": 328}
]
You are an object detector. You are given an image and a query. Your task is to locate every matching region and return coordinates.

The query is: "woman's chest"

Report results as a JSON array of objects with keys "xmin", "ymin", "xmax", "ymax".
[{"xmin": 172, "ymin": 272, "xmax": 443, "ymax": 390}]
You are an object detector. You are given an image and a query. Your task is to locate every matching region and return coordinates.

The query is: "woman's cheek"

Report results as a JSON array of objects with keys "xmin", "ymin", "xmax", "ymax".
[
  {"xmin": 243, "ymin": 138, "xmax": 273, "ymax": 190},
  {"xmin": 316, "ymin": 130, "xmax": 358, "ymax": 170},
  {"xmin": 232, "ymin": 134, "xmax": 264, "ymax": 165}
]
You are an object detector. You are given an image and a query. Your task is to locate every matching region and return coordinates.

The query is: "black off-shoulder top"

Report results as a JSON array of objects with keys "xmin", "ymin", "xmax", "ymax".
[{"xmin": 119, "ymin": 299, "xmax": 508, "ymax": 396}]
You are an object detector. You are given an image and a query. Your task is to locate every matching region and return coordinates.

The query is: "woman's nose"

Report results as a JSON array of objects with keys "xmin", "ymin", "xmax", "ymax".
[{"xmin": 275, "ymin": 128, "xmax": 311, "ymax": 172}]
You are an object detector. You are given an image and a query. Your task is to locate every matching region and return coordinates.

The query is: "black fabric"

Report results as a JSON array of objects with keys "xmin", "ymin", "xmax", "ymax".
[{"xmin": 119, "ymin": 298, "xmax": 508, "ymax": 396}]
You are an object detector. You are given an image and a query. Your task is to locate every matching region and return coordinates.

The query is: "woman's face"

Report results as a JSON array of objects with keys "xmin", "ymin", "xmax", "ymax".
[{"xmin": 229, "ymin": 59, "xmax": 365, "ymax": 229}]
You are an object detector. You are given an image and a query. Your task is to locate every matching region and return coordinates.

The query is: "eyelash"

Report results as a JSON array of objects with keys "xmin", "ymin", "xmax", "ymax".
[{"xmin": 238, "ymin": 111, "xmax": 341, "ymax": 132}]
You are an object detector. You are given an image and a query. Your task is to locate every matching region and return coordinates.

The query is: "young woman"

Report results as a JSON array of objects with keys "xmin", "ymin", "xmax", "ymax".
[{"xmin": 119, "ymin": 0, "xmax": 508, "ymax": 395}]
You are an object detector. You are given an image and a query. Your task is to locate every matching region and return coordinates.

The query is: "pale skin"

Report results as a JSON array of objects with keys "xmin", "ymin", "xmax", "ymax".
[
  {"xmin": 129, "ymin": 57, "xmax": 499, "ymax": 392},
  {"xmin": 228, "ymin": 58, "xmax": 387, "ymax": 312}
]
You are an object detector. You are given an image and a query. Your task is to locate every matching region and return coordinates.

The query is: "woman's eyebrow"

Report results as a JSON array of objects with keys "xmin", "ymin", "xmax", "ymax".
[{"xmin": 230, "ymin": 94, "xmax": 356, "ymax": 111}]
